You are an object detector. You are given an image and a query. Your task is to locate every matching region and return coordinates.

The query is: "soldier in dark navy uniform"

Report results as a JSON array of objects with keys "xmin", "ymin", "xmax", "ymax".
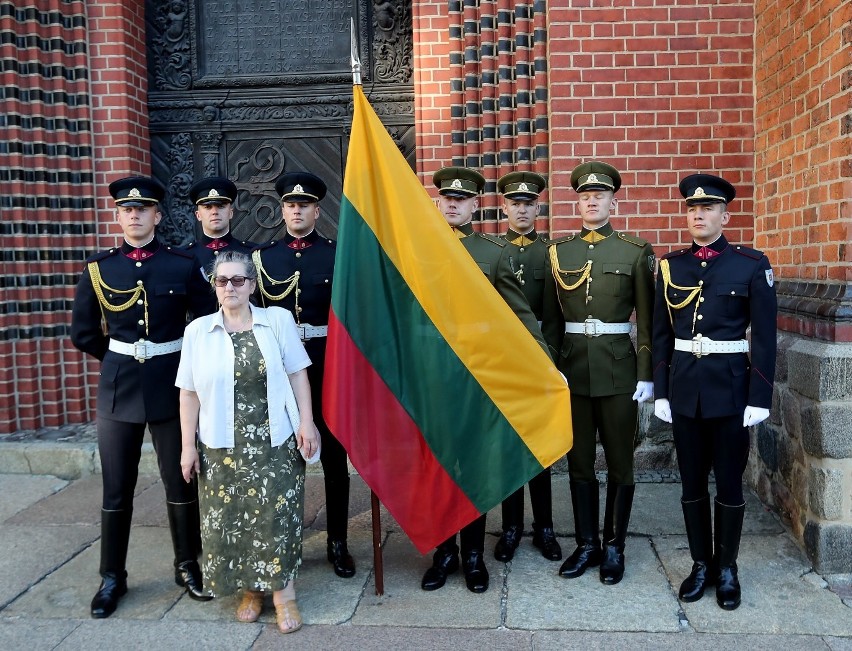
[
  {"xmin": 420, "ymin": 166, "xmax": 550, "ymax": 594},
  {"xmin": 71, "ymin": 176, "xmax": 214, "ymax": 618},
  {"xmin": 182, "ymin": 176, "xmax": 256, "ymax": 315},
  {"xmin": 653, "ymin": 173, "xmax": 776, "ymax": 611},
  {"xmin": 252, "ymin": 171, "xmax": 355, "ymax": 579},
  {"xmin": 542, "ymin": 161, "xmax": 655, "ymax": 585},
  {"xmin": 492, "ymin": 171, "xmax": 561, "ymax": 564}
]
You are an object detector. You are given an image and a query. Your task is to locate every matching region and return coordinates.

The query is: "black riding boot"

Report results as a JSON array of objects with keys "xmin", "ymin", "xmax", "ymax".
[
  {"xmin": 715, "ymin": 500, "xmax": 745, "ymax": 610},
  {"xmin": 421, "ymin": 537, "xmax": 460, "ymax": 591},
  {"xmin": 91, "ymin": 509, "xmax": 132, "ymax": 618},
  {"xmin": 495, "ymin": 488, "xmax": 523, "ymax": 562},
  {"xmin": 599, "ymin": 483, "xmax": 634, "ymax": 585},
  {"xmin": 679, "ymin": 495, "xmax": 714, "ymax": 602},
  {"xmin": 460, "ymin": 515, "xmax": 489, "ymax": 593},
  {"xmin": 167, "ymin": 501, "xmax": 212, "ymax": 601},
  {"xmin": 530, "ymin": 468, "xmax": 561, "ymax": 560},
  {"xmin": 326, "ymin": 475, "xmax": 355, "ymax": 578},
  {"xmin": 559, "ymin": 480, "xmax": 601, "ymax": 578}
]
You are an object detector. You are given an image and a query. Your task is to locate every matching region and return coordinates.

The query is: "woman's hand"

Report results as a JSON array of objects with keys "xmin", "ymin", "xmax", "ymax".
[
  {"xmin": 296, "ymin": 420, "xmax": 319, "ymax": 461},
  {"xmin": 180, "ymin": 446, "xmax": 200, "ymax": 483}
]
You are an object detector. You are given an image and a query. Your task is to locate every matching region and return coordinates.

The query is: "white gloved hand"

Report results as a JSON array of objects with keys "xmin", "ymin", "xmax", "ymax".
[
  {"xmin": 743, "ymin": 406, "xmax": 770, "ymax": 427},
  {"xmin": 654, "ymin": 398, "xmax": 672, "ymax": 423},
  {"xmin": 632, "ymin": 381, "xmax": 653, "ymax": 403}
]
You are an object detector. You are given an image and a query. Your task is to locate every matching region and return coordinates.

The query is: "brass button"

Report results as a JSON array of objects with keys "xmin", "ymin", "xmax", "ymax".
[
  {"xmin": 615, "ymin": 270, "xmax": 620, "ymax": 274},
  {"xmin": 699, "ymin": 297, "xmax": 704, "ymax": 302},
  {"xmin": 296, "ymin": 252, "xmax": 302, "ymax": 258},
  {"xmin": 730, "ymin": 290, "xmax": 736, "ymax": 295},
  {"xmin": 701, "ymin": 261, "xmax": 707, "ymax": 267},
  {"xmin": 136, "ymin": 280, "xmax": 143, "ymax": 286},
  {"xmin": 519, "ymin": 247, "xmax": 525, "ymax": 252},
  {"xmin": 214, "ymin": 250, "xmax": 219, "ymax": 255},
  {"xmin": 697, "ymin": 314, "xmax": 703, "ymax": 320},
  {"xmin": 137, "ymin": 320, "xmax": 144, "ymax": 326},
  {"xmin": 588, "ymin": 244, "xmax": 594, "ymax": 249},
  {"xmin": 169, "ymin": 290, "xmax": 174, "ymax": 294},
  {"xmin": 698, "ymin": 280, "xmax": 704, "ymax": 286},
  {"xmin": 324, "ymin": 279, "xmax": 329, "ymax": 283},
  {"xmin": 136, "ymin": 299, "xmax": 143, "ymax": 305},
  {"xmin": 135, "ymin": 261, "xmax": 142, "ymax": 267}
]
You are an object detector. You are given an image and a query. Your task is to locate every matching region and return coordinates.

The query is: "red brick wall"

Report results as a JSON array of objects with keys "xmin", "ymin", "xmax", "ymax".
[
  {"xmin": 414, "ymin": 0, "xmax": 756, "ymax": 252},
  {"xmin": 754, "ymin": 0, "xmax": 851, "ymax": 283},
  {"xmin": 0, "ymin": 0, "xmax": 150, "ymax": 433}
]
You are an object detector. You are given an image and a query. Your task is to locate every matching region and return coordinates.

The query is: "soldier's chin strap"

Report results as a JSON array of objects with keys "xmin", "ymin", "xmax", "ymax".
[
  {"xmin": 87, "ymin": 261, "xmax": 148, "ymax": 336},
  {"xmin": 659, "ymin": 258, "xmax": 702, "ymax": 332},
  {"xmin": 251, "ymin": 250, "xmax": 300, "ymax": 308},
  {"xmin": 548, "ymin": 244, "xmax": 592, "ymax": 291}
]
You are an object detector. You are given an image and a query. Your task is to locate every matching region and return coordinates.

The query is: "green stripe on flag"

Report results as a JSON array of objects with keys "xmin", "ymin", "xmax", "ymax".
[{"xmin": 333, "ymin": 197, "xmax": 544, "ymax": 510}]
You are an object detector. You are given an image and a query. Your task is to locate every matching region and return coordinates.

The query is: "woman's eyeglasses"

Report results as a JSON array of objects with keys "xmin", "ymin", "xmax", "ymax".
[{"xmin": 213, "ymin": 275, "xmax": 252, "ymax": 287}]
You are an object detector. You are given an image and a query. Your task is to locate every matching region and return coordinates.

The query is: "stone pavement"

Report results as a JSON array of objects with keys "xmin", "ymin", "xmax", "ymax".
[{"xmin": 1, "ymin": 469, "xmax": 851, "ymax": 651}]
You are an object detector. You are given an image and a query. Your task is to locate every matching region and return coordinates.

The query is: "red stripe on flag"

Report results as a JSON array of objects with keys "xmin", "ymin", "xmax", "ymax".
[{"xmin": 323, "ymin": 309, "xmax": 481, "ymax": 554}]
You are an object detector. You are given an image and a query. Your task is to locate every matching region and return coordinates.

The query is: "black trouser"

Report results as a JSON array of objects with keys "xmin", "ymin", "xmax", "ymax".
[
  {"xmin": 672, "ymin": 410, "xmax": 749, "ymax": 505},
  {"xmin": 308, "ymin": 356, "xmax": 351, "ymax": 541},
  {"xmin": 501, "ymin": 468, "xmax": 553, "ymax": 530},
  {"xmin": 98, "ymin": 416, "xmax": 197, "ymax": 510},
  {"xmin": 442, "ymin": 514, "xmax": 487, "ymax": 556},
  {"xmin": 567, "ymin": 393, "xmax": 637, "ymax": 484}
]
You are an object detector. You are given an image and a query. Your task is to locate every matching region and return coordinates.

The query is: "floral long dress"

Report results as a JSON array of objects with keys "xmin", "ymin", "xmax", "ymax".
[{"xmin": 198, "ymin": 329, "xmax": 306, "ymax": 595}]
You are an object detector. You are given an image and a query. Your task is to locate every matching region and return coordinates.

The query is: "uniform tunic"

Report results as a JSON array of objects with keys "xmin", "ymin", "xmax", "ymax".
[
  {"xmin": 70, "ymin": 239, "xmax": 211, "ymax": 508},
  {"xmin": 182, "ymin": 233, "xmax": 257, "ymax": 316},
  {"xmin": 652, "ymin": 235, "xmax": 776, "ymax": 504},
  {"xmin": 499, "ymin": 228, "xmax": 553, "ymax": 530},
  {"xmin": 541, "ymin": 223, "xmax": 655, "ymax": 483},
  {"xmin": 252, "ymin": 230, "xmax": 349, "ymax": 539}
]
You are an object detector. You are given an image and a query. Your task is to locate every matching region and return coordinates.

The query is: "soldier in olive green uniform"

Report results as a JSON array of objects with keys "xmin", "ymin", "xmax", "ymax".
[
  {"xmin": 493, "ymin": 171, "xmax": 561, "ymax": 563},
  {"xmin": 420, "ymin": 166, "xmax": 548, "ymax": 595},
  {"xmin": 541, "ymin": 161, "xmax": 655, "ymax": 585}
]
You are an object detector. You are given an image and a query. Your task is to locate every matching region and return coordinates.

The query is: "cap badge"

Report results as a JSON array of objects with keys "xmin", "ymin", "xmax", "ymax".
[
  {"xmin": 694, "ymin": 187, "xmax": 706, "ymax": 197},
  {"xmin": 128, "ymin": 188, "xmax": 141, "ymax": 198},
  {"xmin": 519, "ymin": 182, "xmax": 530, "ymax": 192},
  {"xmin": 450, "ymin": 179, "xmax": 463, "ymax": 189},
  {"xmin": 207, "ymin": 189, "xmax": 220, "ymax": 198},
  {"xmin": 294, "ymin": 184, "xmax": 304, "ymax": 193},
  {"xmin": 587, "ymin": 174, "xmax": 599, "ymax": 184}
]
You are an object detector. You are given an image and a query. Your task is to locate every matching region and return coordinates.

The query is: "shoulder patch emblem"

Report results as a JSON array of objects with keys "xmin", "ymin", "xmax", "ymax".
[
  {"xmin": 648, "ymin": 254, "xmax": 656, "ymax": 272},
  {"xmin": 765, "ymin": 269, "xmax": 774, "ymax": 287}
]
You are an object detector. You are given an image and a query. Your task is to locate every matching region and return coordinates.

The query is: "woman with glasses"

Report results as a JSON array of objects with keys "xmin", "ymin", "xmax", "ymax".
[{"xmin": 176, "ymin": 250, "xmax": 318, "ymax": 634}]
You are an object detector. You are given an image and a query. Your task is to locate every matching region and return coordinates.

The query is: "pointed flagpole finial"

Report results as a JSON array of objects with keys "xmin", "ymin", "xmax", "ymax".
[{"xmin": 350, "ymin": 17, "xmax": 362, "ymax": 86}]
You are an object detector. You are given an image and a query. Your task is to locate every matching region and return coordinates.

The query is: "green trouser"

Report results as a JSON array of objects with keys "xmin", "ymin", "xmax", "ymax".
[{"xmin": 566, "ymin": 392, "xmax": 637, "ymax": 484}]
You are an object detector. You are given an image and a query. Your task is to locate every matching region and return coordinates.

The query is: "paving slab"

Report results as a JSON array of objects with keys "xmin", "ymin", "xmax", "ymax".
[
  {"xmin": 826, "ymin": 638, "xmax": 852, "ymax": 650},
  {"xmin": 508, "ymin": 535, "xmax": 681, "ymax": 631},
  {"xmin": 5, "ymin": 474, "xmax": 160, "ymax": 527},
  {"xmin": 253, "ymin": 624, "xmax": 535, "ymax": 650},
  {"xmin": 351, "ymin": 531, "xmax": 503, "ymax": 629},
  {"xmin": 0, "ymin": 524, "xmax": 98, "ymax": 609},
  {"xmin": 55, "ymin": 619, "xmax": 263, "ymax": 651},
  {"xmin": 4, "ymin": 526, "xmax": 184, "ymax": 620},
  {"xmin": 655, "ymin": 533, "xmax": 852, "ymax": 636},
  {"xmin": 0, "ymin": 618, "xmax": 82, "ymax": 651},
  {"xmin": 533, "ymin": 631, "xmax": 837, "ymax": 650},
  {"xmin": 0, "ymin": 474, "xmax": 67, "ymax": 523}
]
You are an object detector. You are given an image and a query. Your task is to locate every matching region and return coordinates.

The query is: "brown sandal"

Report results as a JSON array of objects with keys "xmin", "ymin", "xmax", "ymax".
[
  {"xmin": 274, "ymin": 599, "xmax": 303, "ymax": 634},
  {"xmin": 236, "ymin": 591, "xmax": 263, "ymax": 623}
]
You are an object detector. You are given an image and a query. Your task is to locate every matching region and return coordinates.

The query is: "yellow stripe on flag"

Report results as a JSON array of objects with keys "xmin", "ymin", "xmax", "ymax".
[{"xmin": 344, "ymin": 87, "xmax": 570, "ymax": 467}]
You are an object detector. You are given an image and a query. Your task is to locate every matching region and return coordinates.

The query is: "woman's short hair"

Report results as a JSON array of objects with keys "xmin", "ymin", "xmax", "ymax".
[{"xmin": 207, "ymin": 250, "xmax": 257, "ymax": 289}]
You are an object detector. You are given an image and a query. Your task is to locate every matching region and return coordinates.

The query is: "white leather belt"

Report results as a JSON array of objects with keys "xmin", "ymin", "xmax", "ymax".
[
  {"xmin": 565, "ymin": 319, "xmax": 632, "ymax": 337},
  {"xmin": 108, "ymin": 337, "xmax": 183, "ymax": 362},
  {"xmin": 674, "ymin": 337, "xmax": 749, "ymax": 357},
  {"xmin": 297, "ymin": 324, "xmax": 328, "ymax": 341}
]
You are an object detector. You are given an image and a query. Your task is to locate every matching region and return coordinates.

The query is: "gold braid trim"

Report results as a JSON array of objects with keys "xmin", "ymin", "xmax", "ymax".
[
  {"xmin": 659, "ymin": 258, "xmax": 702, "ymax": 330},
  {"xmin": 252, "ymin": 250, "xmax": 300, "ymax": 306},
  {"xmin": 548, "ymin": 244, "xmax": 592, "ymax": 291},
  {"xmin": 87, "ymin": 261, "xmax": 148, "ymax": 336}
]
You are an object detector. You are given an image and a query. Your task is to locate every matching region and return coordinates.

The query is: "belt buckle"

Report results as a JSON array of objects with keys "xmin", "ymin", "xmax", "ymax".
[
  {"xmin": 133, "ymin": 340, "xmax": 150, "ymax": 362},
  {"xmin": 583, "ymin": 318, "xmax": 598, "ymax": 337},
  {"xmin": 691, "ymin": 337, "xmax": 703, "ymax": 358}
]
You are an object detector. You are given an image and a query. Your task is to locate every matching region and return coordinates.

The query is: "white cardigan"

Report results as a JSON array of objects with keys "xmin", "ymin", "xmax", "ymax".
[{"xmin": 176, "ymin": 305, "xmax": 311, "ymax": 449}]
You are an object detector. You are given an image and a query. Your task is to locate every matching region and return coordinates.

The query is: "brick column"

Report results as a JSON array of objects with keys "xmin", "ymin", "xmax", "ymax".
[
  {"xmin": 749, "ymin": 0, "xmax": 852, "ymax": 573},
  {"xmin": 0, "ymin": 0, "xmax": 151, "ymax": 433}
]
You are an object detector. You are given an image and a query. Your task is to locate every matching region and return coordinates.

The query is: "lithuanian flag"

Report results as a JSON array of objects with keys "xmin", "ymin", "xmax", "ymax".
[{"xmin": 323, "ymin": 86, "xmax": 572, "ymax": 554}]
